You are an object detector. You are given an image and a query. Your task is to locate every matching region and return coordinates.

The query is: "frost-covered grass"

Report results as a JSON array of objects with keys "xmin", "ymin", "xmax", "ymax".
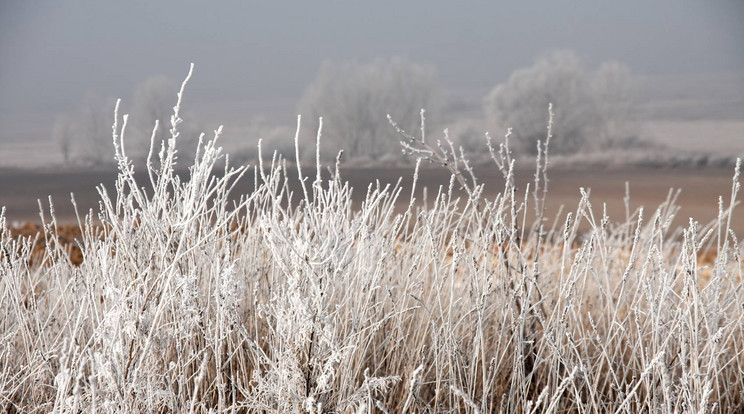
[{"xmin": 1, "ymin": 68, "xmax": 743, "ymax": 413}]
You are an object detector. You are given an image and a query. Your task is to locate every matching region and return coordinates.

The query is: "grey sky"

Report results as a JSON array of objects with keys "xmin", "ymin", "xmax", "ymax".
[{"xmin": 0, "ymin": 0, "xmax": 743, "ymax": 140}]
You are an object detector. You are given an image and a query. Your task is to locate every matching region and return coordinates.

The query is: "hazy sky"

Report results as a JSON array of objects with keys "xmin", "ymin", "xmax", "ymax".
[{"xmin": 1, "ymin": 0, "xmax": 743, "ymax": 142}]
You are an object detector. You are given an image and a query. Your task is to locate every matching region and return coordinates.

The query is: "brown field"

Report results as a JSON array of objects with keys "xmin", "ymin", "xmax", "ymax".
[
  {"xmin": 2, "ymin": 162, "xmax": 741, "ymax": 269},
  {"xmin": 1, "ymin": 164, "xmax": 740, "ymax": 234}
]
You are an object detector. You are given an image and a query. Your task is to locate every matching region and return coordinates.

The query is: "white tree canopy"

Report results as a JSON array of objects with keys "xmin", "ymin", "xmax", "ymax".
[
  {"xmin": 299, "ymin": 57, "xmax": 438, "ymax": 161},
  {"xmin": 485, "ymin": 50, "xmax": 635, "ymax": 155}
]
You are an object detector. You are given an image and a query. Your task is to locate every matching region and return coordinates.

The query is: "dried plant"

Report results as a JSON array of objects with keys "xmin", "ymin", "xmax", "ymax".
[{"xmin": 1, "ymin": 66, "xmax": 742, "ymax": 413}]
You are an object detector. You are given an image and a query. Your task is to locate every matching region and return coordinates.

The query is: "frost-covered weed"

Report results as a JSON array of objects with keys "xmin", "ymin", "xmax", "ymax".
[{"xmin": 1, "ymin": 67, "xmax": 743, "ymax": 413}]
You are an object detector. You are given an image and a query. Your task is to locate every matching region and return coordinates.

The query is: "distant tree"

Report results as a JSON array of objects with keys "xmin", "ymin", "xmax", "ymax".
[
  {"xmin": 299, "ymin": 57, "xmax": 437, "ymax": 160},
  {"xmin": 131, "ymin": 75, "xmax": 203, "ymax": 161},
  {"xmin": 591, "ymin": 61, "xmax": 636, "ymax": 147},
  {"xmin": 77, "ymin": 93, "xmax": 116, "ymax": 165},
  {"xmin": 52, "ymin": 114, "xmax": 74, "ymax": 165},
  {"xmin": 131, "ymin": 76, "xmax": 178, "ymax": 157},
  {"xmin": 53, "ymin": 75, "xmax": 203, "ymax": 166},
  {"xmin": 484, "ymin": 50, "xmax": 635, "ymax": 155}
]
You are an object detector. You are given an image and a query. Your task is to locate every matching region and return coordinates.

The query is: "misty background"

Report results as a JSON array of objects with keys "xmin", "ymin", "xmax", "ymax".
[{"xmin": 1, "ymin": 0, "xmax": 743, "ymax": 168}]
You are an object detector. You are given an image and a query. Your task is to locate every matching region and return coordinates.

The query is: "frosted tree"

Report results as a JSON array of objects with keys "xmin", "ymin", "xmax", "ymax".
[
  {"xmin": 52, "ymin": 114, "xmax": 74, "ymax": 164},
  {"xmin": 484, "ymin": 50, "xmax": 635, "ymax": 155},
  {"xmin": 299, "ymin": 57, "xmax": 437, "ymax": 160},
  {"xmin": 130, "ymin": 76, "xmax": 180, "ymax": 158},
  {"xmin": 77, "ymin": 92, "xmax": 116, "ymax": 164},
  {"xmin": 56, "ymin": 76, "xmax": 201, "ymax": 165},
  {"xmin": 591, "ymin": 61, "xmax": 636, "ymax": 147}
]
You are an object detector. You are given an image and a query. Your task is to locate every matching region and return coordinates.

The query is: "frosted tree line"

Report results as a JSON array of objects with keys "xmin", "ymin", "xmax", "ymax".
[{"xmin": 53, "ymin": 50, "xmax": 635, "ymax": 165}]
